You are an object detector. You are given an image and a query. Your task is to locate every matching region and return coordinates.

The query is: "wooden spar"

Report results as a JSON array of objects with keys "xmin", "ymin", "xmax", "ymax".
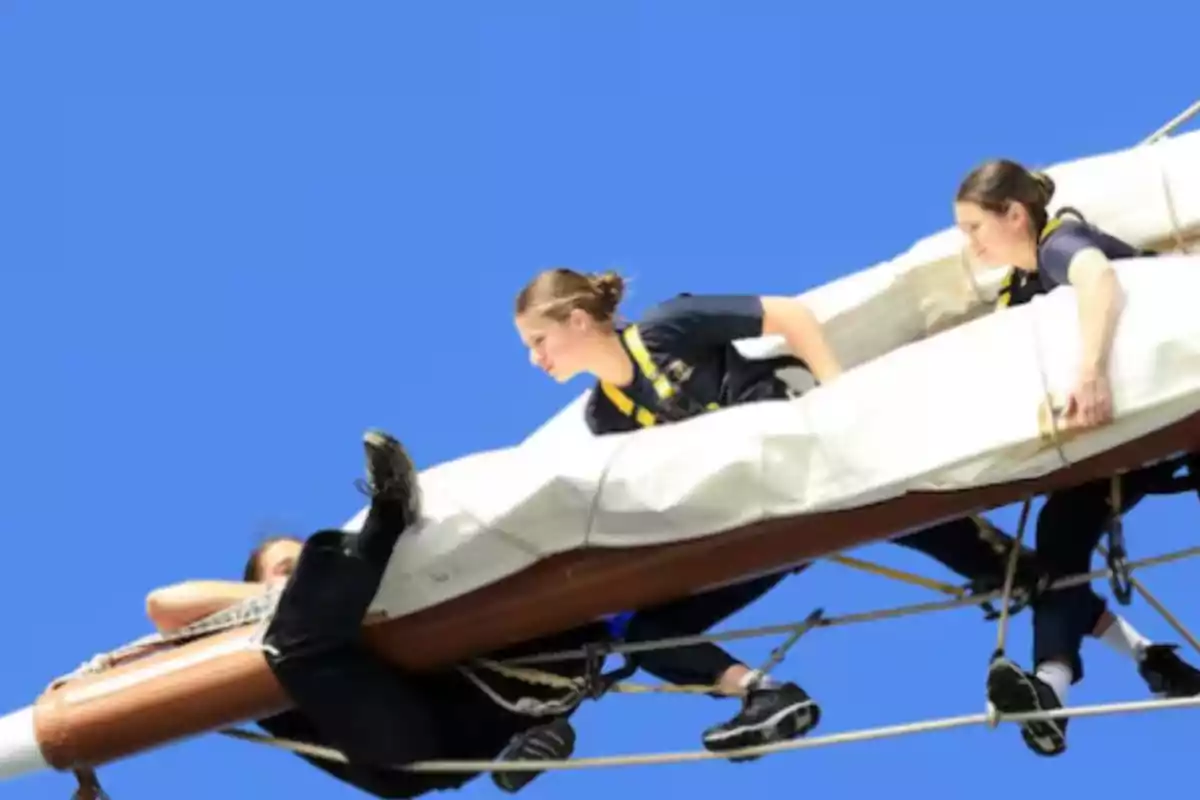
[
  {"xmin": 29, "ymin": 405, "xmax": 1200, "ymax": 772},
  {"xmin": 33, "ymin": 629, "xmax": 287, "ymax": 771}
]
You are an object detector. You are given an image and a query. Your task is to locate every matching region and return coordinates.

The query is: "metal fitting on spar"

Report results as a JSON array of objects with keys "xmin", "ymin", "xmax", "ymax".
[{"xmin": 0, "ymin": 706, "xmax": 50, "ymax": 781}]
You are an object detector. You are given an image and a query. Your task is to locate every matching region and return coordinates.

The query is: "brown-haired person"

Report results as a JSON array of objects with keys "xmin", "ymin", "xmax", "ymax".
[
  {"xmin": 145, "ymin": 431, "xmax": 610, "ymax": 796},
  {"xmin": 954, "ymin": 159, "xmax": 1200, "ymax": 757},
  {"xmin": 514, "ymin": 271, "xmax": 842, "ymax": 756},
  {"xmin": 510, "ymin": 268, "xmax": 1107, "ymax": 756}
]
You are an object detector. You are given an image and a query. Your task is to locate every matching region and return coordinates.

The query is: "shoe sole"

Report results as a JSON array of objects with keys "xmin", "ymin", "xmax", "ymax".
[
  {"xmin": 987, "ymin": 660, "xmax": 1066, "ymax": 757},
  {"xmin": 492, "ymin": 723, "xmax": 575, "ymax": 793},
  {"xmin": 1138, "ymin": 659, "xmax": 1200, "ymax": 699},
  {"xmin": 364, "ymin": 430, "xmax": 422, "ymax": 521},
  {"xmin": 703, "ymin": 699, "xmax": 821, "ymax": 760}
]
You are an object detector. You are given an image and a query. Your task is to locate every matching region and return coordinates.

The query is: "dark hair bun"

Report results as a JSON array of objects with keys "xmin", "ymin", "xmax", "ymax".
[
  {"xmin": 1031, "ymin": 170, "xmax": 1056, "ymax": 204},
  {"xmin": 590, "ymin": 271, "xmax": 626, "ymax": 310}
]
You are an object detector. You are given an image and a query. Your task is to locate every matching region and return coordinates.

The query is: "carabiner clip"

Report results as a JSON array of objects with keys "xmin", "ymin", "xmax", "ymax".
[{"xmin": 1106, "ymin": 518, "xmax": 1134, "ymax": 605}]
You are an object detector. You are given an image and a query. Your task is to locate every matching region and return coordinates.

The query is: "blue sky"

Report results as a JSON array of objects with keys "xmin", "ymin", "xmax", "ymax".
[{"xmin": 2, "ymin": 2, "xmax": 1198, "ymax": 798}]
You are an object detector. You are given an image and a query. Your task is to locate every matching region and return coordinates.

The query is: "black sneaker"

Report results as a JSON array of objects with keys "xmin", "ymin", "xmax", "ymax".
[
  {"xmin": 492, "ymin": 717, "xmax": 577, "ymax": 794},
  {"xmin": 1139, "ymin": 644, "xmax": 1200, "ymax": 698},
  {"xmin": 986, "ymin": 657, "xmax": 1067, "ymax": 756},
  {"xmin": 701, "ymin": 681, "xmax": 820, "ymax": 761},
  {"xmin": 360, "ymin": 429, "xmax": 421, "ymax": 521}
]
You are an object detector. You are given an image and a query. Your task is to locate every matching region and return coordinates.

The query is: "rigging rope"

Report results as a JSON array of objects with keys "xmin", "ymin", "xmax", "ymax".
[
  {"xmin": 220, "ymin": 537, "xmax": 1200, "ymax": 777},
  {"xmin": 496, "ymin": 545, "xmax": 1200, "ymax": 667},
  {"xmin": 217, "ymin": 541, "xmax": 1200, "ymax": 772},
  {"xmin": 220, "ymin": 691, "xmax": 1200, "ymax": 773},
  {"xmin": 826, "ymin": 553, "xmax": 966, "ymax": 597},
  {"xmin": 455, "ymin": 609, "xmax": 826, "ymax": 716},
  {"xmin": 1096, "ymin": 541, "xmax": 1200, "ymax": 655},
  {"xmin": 49, "ymin": 586, "xmax": 284, "ymax": 687},
  {"xmin": 1140, "ymin": 99, "xmax": 1200, "ymax": 145}
]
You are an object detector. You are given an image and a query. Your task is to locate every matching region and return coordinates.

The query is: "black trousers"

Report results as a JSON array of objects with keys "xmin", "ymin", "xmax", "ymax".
[
  {"xmin": 624, "ymin": 572, "xmax": 788, "ymax": 688},
  {"xmin": 1025, "ymin": 466, "xmax": 1163, "ymax": 681},
  {"xmin": 893, "ymin": 517, "xmax": 1018, "ymax": 581},
  {"xmin": 261, "ymin": 508, "xmax": 607, "ymax": 798},
  {"xmin": 895, "ymin": 515, "xmax": 1113, "ymax": 681},
  {"xmin": 262, "ymin": 523, "xmax": 461, "ymax": 798},
  {"xmin": 620, "ymin": 512, "xmax": 1121, "ymax": 693},
  {"xmin": 622, "ymin": 518, "xmax": 1052, "ymax": 690}
]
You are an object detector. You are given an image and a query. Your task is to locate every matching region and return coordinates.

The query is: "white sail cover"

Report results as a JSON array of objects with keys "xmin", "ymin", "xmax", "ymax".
[{"xmin": 346, "ymin": 130, "xmax": 1200, "ymax": 620}]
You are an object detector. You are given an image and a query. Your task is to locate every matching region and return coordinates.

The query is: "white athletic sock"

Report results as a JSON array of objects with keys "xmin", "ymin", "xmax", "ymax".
[
  {"xmin": 1036, "ymin": 661, "xmax": 1073, "ymax": 706},
  {"xmin": 1099, "ymin": 616, "xmax": 1152, "ymax": 663},
  {"xmin": 739, "ymin": 670, "xmax": 780, "ymax": 691}
]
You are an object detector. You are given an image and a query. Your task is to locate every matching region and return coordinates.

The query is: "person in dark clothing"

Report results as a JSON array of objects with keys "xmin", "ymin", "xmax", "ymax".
[
  {"xmin": 512, "ymin": 260, "xmax": 1200, "ymax": 759},
  {"xmin": 513, "ymin": 270, "xmax": 845, "ymax": 755},
  {"xmin": 954, "ymin": 157, "xmax": 1200, "ymax": 756},
  {"xmin": 146, "ymin": 430, "xmax": 609, "ymax": 797}
]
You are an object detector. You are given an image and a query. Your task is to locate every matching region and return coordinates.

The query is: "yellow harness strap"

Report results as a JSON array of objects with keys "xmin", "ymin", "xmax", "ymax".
[
  {"xmin": 599, "ymin": 324, "xmax": 719, "ymax": 428},
  {"xmin": 624, "ymin": 325, "xmax": 677, "ymax": 402},
  {"xmin": 995, "ymin": 216, "xmax": 1066, "ymax": 310},
  {"xmin": 600, "ymin": 380, "xmax": 657, "ymax": 427}
]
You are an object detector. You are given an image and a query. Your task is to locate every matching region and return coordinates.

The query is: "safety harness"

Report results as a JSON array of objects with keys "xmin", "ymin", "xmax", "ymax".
[
  {"xmin": 995, "ymin": 212, "xmax": 1071, "ymax": 310},
  {"xmin": 995, "ymin": 208, "xmax": 1159, "ymax": 310},
  {"xmin": 598, "ymin": 324, "xmax": 722, "ymax": 427}
]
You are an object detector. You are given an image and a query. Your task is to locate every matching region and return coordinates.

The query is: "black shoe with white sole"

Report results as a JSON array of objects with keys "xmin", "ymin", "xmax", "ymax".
[
  {"xmin": 986, "ymin": 657, "xmax": 1067, "ymax": 757},
  {"xmin": 359, "ymin": 428, "xmax": 422, "ymax": 521},
  {"xmin": 701, "ymin": 681, "xmax": 820, "ymax": 761},
  {"xmin": 1139, "ymin": 644, "xmax": 1200, "ymax": 698},
  {"xmin": 492, "ymin": 717, "xmax": 577, "ymax": 794}
]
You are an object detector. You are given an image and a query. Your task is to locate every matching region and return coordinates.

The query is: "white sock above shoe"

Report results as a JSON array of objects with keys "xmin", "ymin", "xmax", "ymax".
[
  {"xmin": 1036, "ymin": 661, "xmax": 1073, "ymax": 706},
  {"xmin": 1099, "ymin": 616, "xmax": 1152, "ymax": 663},
  {"xmin": 738, "ymin": 670, "xmax": 780, "ymax": 691}
]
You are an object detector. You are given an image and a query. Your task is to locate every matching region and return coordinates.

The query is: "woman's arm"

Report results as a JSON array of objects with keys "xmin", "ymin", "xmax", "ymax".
[
  {"xmin": 1066, "ymin": 247, "xmax": 1124, "ymax": 382},
  {"xmin": 145, "ymin": 580, "xmax": 270, "ymax": 633},
  {"xmin": 760, "ymin": 296, "xmax": 843, "ymax": 383},
  {"xmin": 639, "ymin": 293, "xmax": 843, "ymax": 383}
]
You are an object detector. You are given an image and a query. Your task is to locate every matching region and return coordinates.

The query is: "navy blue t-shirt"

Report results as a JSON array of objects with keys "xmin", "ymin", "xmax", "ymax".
[
  {"xmin": 999, "ymin": 217, "xmax": 1144, "ymax": 308},
  {"xmin": 585, "ymin": 293, "xmax": 807, "ymax": 435}
]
